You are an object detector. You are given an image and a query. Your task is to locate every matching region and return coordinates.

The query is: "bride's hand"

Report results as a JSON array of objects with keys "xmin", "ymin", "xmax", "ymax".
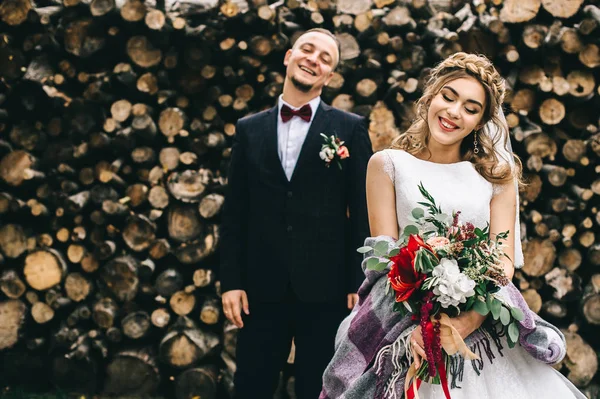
[
  {"xmin": 409, "ymin": 310, "xmax": 486, "ymax": 368},
  {"xmin": 450, "ymin": 310, "xmax": 487, "ymax": 339},
  {"xmin": 410, "ymin": 326, "xmax": 427, "ymax": 369}
]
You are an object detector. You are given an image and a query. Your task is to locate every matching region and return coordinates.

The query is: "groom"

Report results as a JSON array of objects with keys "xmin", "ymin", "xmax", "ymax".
[{"xmin": 220, "ymin": 28, "xmax": 372, "ymax": 398}]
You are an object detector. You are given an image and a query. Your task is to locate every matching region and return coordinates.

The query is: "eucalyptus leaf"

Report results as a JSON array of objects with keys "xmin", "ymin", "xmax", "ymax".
[
  {"xmin": 403, "ymin": 225, "xmax": 419, "ymax": 236},
  {"xmin": 473, "ymin": 300, "xmax": 489, "ymax": 316},
  {"xmin": 500, "ymin": 307, "xmax": 511, "ymax": 325},
  {"xmin": 508, "ymin": 322, "xmax": 519, "ymax": 343},
  {"xmin": 357, "ymin": 246, "xmax": 373, "ymax": 254},
  {"xmin": 510, "ymin": 307, "xmax": 525, "ymax": 321},
  {"xmin": 389, "ymin": 248, "xmax": 400, "ymax": 256},
  {"xmin": 374, "ymin": 241, "xmax": 390, "ymax": 256},
  {"xmin": 373, "ymin": 261, "xmax": 389, "ymax": 271},
  {"xmin": 366, "ymin": 257, "xmax": 380, "ymax": 270},
  {"xmin": 490, "ymin": 298, "xmax": 502, "ymax": 319},
  {"xmin": 412, "ymin": 208, "xmax": 425, "ymax": 219}
]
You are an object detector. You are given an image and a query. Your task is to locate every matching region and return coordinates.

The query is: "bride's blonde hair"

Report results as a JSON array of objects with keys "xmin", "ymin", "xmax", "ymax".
[{"xmin": 391, "ymin": 52, "xmax": 522, "ymax": 185}]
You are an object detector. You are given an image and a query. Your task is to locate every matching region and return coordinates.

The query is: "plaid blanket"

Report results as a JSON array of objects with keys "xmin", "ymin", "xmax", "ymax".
[{"xmin": 320, "ymin": 236, "xmax": 566, "ymax": 399}]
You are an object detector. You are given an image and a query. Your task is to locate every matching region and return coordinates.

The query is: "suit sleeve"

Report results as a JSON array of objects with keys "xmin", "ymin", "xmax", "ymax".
[
  {"xmin": 219, "ymin": 120, "xmax": 248, "ymax": 293},
  {"xmin": 347, "ymin": 116, "xmax": 373, "ymax": 292}
]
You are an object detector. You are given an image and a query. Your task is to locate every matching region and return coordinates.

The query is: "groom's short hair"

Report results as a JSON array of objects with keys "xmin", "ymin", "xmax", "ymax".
[{"xmin": 295, "ymin": 28, "xmax": 341, "ymax": 68}]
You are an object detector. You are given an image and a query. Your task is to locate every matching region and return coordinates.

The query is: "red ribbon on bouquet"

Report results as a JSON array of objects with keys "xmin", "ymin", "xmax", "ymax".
[{"xmin": 405, "ymin": 318, "xmax": 451, "ymax": 399}]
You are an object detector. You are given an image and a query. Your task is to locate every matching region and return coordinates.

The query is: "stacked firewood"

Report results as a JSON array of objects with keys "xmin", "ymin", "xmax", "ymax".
[{"xmin": 0, "ymin": 0, "xmax": 599, "ymax": 397}]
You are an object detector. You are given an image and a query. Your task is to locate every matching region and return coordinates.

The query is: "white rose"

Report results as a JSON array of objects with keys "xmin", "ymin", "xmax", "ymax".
[
  {"xmin": 432, "ymin": 258, "xmax": 476, "ymax": 308},
  {"xmin": 319, "ymin": 150, "xmax": 328, "ymax": 161},
  {"xmin": 324, "ymin": 147, "xmax": 335, "ymax": 160}
]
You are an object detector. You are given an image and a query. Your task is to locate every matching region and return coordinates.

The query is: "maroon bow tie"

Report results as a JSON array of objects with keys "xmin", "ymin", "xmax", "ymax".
[{"xmin": 280, "ymin": 104, "xmax": 312, "ymax": 123}]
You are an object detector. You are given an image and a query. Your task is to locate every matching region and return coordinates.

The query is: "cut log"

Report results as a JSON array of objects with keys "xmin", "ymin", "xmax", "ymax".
[
  {"xmin": 24, "ymin": 249, "xmax": 67, "ymax": 291},
  {"xmin": 167, "ymin": 170, "xmax": 209, "ymax": 202},
  {"xmin": 93, "ymin": 297, "xmax": 119, "ymax": 329},
  {"xmin": 541, "ymin": 0, "xmax": 584, "ymax": 18},
  {"xmin": 104, "ymin": 348, "xmax": 160, "ymax": 396},
  {"xmin": 175, "ymin": 365, "xmax": 219, "ymax": 399},
  {"xmin": 0, "ymin": 0, "xmax": 32, "ymax": 26},
  {"xmin": 31, "ymin": 302, "xmax": 55, "ymax": 324},
  {"xmin": 562, "ymin": 330, "xmax": 598, "ymax": 387},
  {"xmin": 64, "ymin": 272, "xmax": 92, "ymax": 302},
  {"xmin": 168, "ymin": 204, "xmax": 202, "ymax": 243},
  {"xmin": 174, "ymin": 225, "xmax": 219, "ymax": 264},
  {"xmin": 127, "ymin": 36, "xmax": 162, "ymax": 68},
  {"xmin": 121, "ymin": 0, "xmax": 146, "ymax": 22},
  {"xmin": 541, "ymin": 300, "xmax": 568, "ymax": 319},
  {"xmin": 223, "ymin": 321, "xmax": 238, "ymax": 359},
  {"xmin": 538, "ymin": 98, "xmax": 565, "ymax": 125},
  {"xmin": 155, "ymin": 269, "xmax": 184, "ymax": 298},
  {"xmin": 149, "ymin": 186, "xmax": 170, "ymax": 209},
  {"xmin": 0, "ymin": 150, "xmax": 36, "ymax": 186},
  {"xmin": 567, "ymin": 71, "xmax": 595, "ymax": 99},
  {"xmin": 545, "ymin": 268, "xmax": 582, "ymax": 301},
  {"xmin": 581, "ymin": 274, "xmax": 600, "ymax": 325},
  {"xmin": 151, "ymin": 308, "xmax": 171, "ymax": 328},
  {"xmin": 159, "ymin": 317, "xmax": 220, "ymax": 369},
  {"xmin": 193, "ymin": 269, "xmax": 214, "ymax": 288},
  {"xmin": 542, "ymin": 164, "xmax": 567, "ymax": 187},
  {"xmin": 500, "ymin": 0, "xmax": 540, "ymax": 23},
  {"xmin": 521, "ymin": 289, "xmax": 542, "ymax": 313},
  {"xmin": 200, "ymin": 298, "xmax": 220, "ymax": 325},
  {"xmin": 170, "ymin": 290, "xmax": 196, "ymax": 316},
  {"xmin": 558, "ymin": 248, "xmax": 582, "ymax": 272},
  {"xmin": 90, "ymin": 0, "xmax": 114, "ymax": 16},
  {"xmin": 0, "ymin": 270, "xmax": 26, "ymax": 299},
  {"xmin": 99, "ymin": 256, "xmax": 139, "ymax": 302},
  {"xmin": 522, "ymin": 238, "xmax": 556, "ymax": 277},
  {"xmin": 121, "ymin": 311, "xmax": 151, "ymax": 339},
  {"xmin": 0, "ymin": 300, "xmax": 27, "ymax": 350},
  {"xmin": 67, "ymin": 244, "xmax": 87, "ymax": 264},
  {"xmin": 159, "ymin": 107, "xmax": 186, "ymax": 139},
  {"xmin": 149, "ymin": 238, "xmax": 171, "ymax": 260},
  {"xmin": 122, "ymin": 214, "xmax": 156, "ymax": 252},
  {"xmin": 579, "ymin": 44, "xmax": 600, "ymax": 68},
  {"xmin": 522, "ymin": 24, "xmax": 547, "ymax": 49},
  {"xmin": 0, "ymin": 224, "xmax": 27, "ymax": 258}
]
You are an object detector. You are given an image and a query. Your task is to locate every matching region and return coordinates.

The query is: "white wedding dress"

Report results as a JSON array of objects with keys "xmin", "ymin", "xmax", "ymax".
[{"xmin": 379, "ymin": 149, "xmax": 586, "ymax": 399}]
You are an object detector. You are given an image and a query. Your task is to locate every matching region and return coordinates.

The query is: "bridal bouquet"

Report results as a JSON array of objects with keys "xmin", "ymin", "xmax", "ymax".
[{"xmin": 359, "ymin": 183, "xmax": 524, "ymax": 399}]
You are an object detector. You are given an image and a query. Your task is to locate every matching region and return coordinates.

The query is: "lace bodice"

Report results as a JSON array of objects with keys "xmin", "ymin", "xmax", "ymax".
[{"xmin": 380, "ymin": 149, "xmax": 495, "ymax": 233}]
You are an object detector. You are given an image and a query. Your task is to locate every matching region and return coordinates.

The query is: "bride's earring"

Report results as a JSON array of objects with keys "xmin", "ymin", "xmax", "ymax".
[{"xmin": 473, "ymin": 131, "xmax": 480, "ymax": 154}]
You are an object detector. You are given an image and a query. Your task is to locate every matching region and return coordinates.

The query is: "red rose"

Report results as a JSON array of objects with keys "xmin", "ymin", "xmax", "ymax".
[
  {"xmin": 388, "ymin": 235, "xmax": 431, "ymax": 302},
  {"xmin": 337, "ymin": 146, "xmax": 350, "ymax": 159}
]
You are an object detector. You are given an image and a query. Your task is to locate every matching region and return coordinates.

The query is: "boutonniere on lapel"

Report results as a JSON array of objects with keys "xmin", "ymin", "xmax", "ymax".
[{"xmin": 319, "ymin": 133, "xmax": 350, "ymax": 170}]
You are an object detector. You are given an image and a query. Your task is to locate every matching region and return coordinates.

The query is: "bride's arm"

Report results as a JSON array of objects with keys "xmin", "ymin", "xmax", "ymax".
[
  {"xmin": 489, "ymin": 181, "xmax": 517, "ymax": 280},
  {"xmin": 366, "ymin": 151, "xmax": 399, "ymax": 239}
]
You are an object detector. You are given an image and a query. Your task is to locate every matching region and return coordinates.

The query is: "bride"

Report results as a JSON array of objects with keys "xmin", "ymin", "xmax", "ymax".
[{"xmin": 319, "ymin": 53, "xmax": 586, "ymax": 399}]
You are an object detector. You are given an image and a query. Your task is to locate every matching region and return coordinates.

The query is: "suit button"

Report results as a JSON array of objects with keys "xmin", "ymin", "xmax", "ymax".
[
  {"xmin": 287, "ymin": 191, "xmax": 293, "ymax": 198},
  {"xmin": 287, "ymin": 225, "xmax": 293, "ymax": 232}
]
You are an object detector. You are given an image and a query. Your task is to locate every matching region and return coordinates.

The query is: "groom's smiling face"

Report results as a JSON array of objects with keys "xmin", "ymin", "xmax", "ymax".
[{"xmin": 284, "ymin": 32, "xmax": 338, "ymax": 93}]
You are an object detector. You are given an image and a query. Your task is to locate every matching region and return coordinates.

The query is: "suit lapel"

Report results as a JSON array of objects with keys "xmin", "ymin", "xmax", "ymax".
[
  {"xmin": 263, "ymin": 106, "xmax": 288, "ymax": 184},
  {"xmin": 290, "ymin": 102, "xmax": 332, "ymax": 183}
]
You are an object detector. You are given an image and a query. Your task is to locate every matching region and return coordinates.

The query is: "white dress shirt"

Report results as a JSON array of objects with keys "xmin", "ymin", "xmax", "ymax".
[{"xmin": 277, "ymin": 95, "xmax": 321, "ymax": 181}]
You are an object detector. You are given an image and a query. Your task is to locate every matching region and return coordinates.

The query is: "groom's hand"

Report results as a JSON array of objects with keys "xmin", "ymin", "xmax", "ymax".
[
  {"xmin": 222, "ymin": 290, "xmax": 249, "ymax": 328},
  {"xmin": 347, "ymin": 293, "xmax": 359, "ymax": 309}
]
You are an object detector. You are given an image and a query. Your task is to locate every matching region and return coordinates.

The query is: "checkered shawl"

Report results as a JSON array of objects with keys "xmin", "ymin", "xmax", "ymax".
[{"xmin": 319, "ymin": 236, "xmax": 566, "ymax": 399}]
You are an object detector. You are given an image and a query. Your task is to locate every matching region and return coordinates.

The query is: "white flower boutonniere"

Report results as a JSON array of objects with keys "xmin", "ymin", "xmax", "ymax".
[{"xmin": 319, "ymin": 133, "xmax": 349, "ymax": 170}]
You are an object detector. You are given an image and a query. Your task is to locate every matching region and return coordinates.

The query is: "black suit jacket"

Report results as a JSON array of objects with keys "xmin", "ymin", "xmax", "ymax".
[{"xmin": 219, "ymin": 101, "xmax": 372, "ymax": 303}]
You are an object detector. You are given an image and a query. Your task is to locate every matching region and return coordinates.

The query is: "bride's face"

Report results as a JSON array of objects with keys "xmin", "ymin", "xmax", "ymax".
[{"xmin": 426, "ymin": 76, "xmax": 486, "ymax": 150}]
